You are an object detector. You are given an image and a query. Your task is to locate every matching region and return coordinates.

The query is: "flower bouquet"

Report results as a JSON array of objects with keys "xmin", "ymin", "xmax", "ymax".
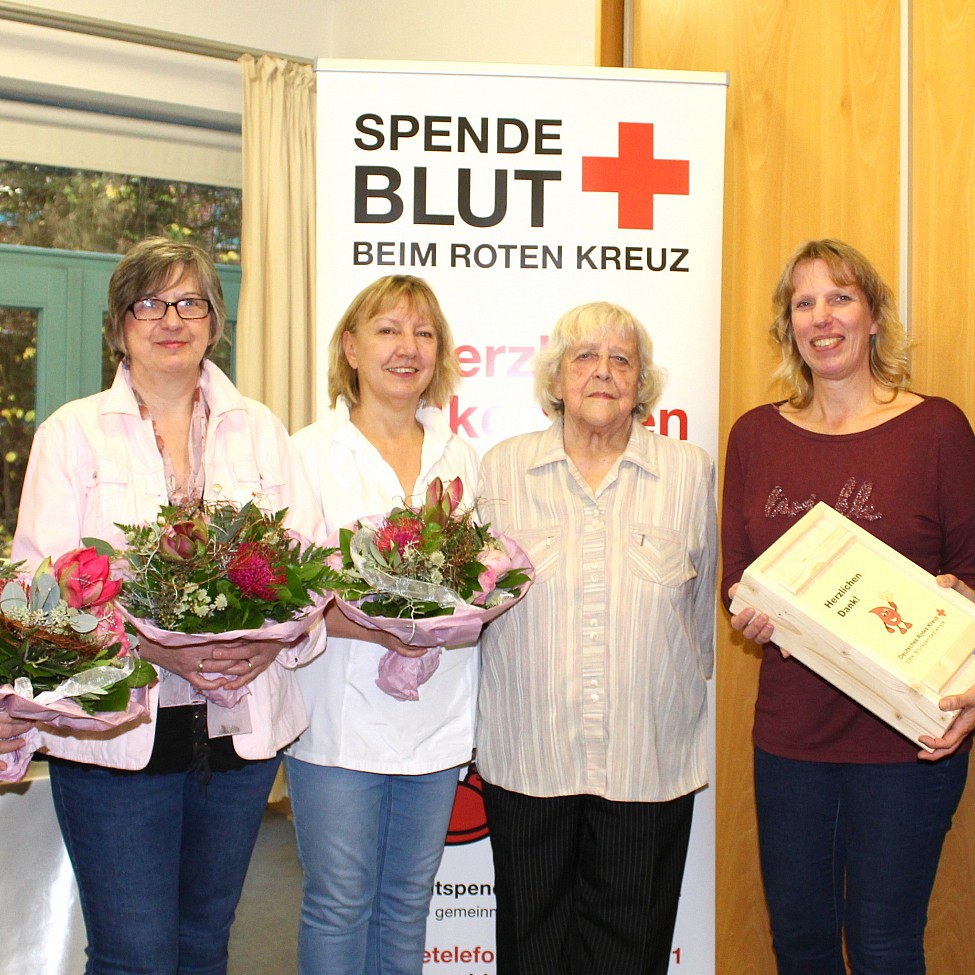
[
  {"xmin": 99, "ymin": 499, "xmax": 333, "ymax": 721},
  {"xmin": 0, "ymin": 549, "xmax": 157, "ymax": 781},
  {"xmin": 320, "ymin": 477, "xmax": 534, "ymax": 701}
]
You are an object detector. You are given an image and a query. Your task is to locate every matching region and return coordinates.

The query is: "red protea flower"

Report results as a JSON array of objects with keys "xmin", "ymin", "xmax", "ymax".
[
  {"xmin": 374, "ymin": 514, "xmax": 423, "ymax": 556},
  {"xmin": 227, "ymin": 542, "xmax": 287, "ymax": 600}
]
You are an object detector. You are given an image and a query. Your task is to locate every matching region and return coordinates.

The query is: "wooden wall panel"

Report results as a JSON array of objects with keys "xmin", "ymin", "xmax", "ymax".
[
  {"xmin": 630, "ymin": 1, "xmax": 900, "ymax": 971},
  {"xmin": 912, "ymin": 4, "xmax": 975, "ymax": 973},
  {"xmin": 911, "ymin": 2, "xmax": 975, "ymax": 404},
  {"xmin": 597, "ymin": 0, "xmax": 624, "ymax": 66}
]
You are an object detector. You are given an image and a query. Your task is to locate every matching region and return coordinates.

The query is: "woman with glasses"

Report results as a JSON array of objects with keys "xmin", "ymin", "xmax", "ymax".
[{"xmin": 12, "ymin": 236, "xmax": 325, "ymax": 975}]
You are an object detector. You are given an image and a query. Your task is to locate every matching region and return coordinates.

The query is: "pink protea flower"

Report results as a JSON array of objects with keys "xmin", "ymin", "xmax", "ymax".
[
  {"xmin": 52, "ymin": 547, "xmax": 122, "ymax": 610},
  {"xmin": 94, "ymin": 607, "xmax": 133, "ymax": 655},
  {"xmin": 227, "ymin": 543, "xmax": 287, "ymax": 600},
  {"xmin": 422, "ymin": 476, "xmax": 464, "ymax": 527},
  {"xmin": 374, "ymin": 515, "xmax": 424, "ymax": 557},
  {"xmin": 158, "ymin": 516, "xmax": 208, "ymax": 561}
]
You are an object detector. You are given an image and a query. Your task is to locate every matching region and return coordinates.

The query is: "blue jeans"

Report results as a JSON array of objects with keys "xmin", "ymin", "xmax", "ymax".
[
  {"xmin": 754, "ymin": 747, "xmax": 969, "ymax": 975},
  {"xmin": 48, "ymin": 756, "xmax": 281, "ymax": 975},
  {"xmin": 285, "ymin": 758, "xmax": 459, "ymax": 975}
]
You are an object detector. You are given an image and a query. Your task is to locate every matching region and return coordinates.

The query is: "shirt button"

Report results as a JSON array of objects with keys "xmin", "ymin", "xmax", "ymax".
[{"xmin": 590, "ymin": 693, "xmax": 600, "ymax": 702}]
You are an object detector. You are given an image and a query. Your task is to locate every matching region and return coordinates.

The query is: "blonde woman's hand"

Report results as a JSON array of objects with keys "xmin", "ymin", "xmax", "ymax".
[{"xmin": 728, "ymin": 583, "xmax": 781, "ymax": 653}]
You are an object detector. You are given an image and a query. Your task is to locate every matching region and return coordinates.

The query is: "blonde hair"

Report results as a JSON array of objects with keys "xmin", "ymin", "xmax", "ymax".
[
  {"xmin": 770, "ymin": 239, "xmax": 911, "ymax": 407},
  {"xmin": 105, "ymin": 237, "xmax": 225, "ymax": 362},
  {"xmin": 534, "ymin": 301, "xmax": 666, "ymax": 418},
  {"xmin": 327, "ymin": 275, "xmax": 461, "ymax": 408}
]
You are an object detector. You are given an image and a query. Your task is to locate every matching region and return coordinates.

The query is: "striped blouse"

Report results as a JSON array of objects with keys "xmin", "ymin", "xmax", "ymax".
[{"xmin": 476, "ymin": 418, "xmax": 716, "ymax": 802}]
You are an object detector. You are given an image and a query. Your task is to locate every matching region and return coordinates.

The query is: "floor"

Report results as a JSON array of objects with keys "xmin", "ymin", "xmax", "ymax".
[{"xmin": 229, "ymin": 803, "xmax": 303, "ymax": 975}]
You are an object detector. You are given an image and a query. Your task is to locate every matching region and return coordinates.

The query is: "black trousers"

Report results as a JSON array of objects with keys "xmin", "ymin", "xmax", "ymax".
[{"xmin": 482, "ymin": 781, "xmax": 694, "ymax": 975}]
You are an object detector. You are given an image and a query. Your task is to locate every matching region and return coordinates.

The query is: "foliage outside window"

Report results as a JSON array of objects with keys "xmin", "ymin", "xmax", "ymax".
[
  {"xmin": 0, "ymin": 162, "xmax": 241, "ymax": 262},
  {"xmin": 0, "ymin": 309, "xmax": 36, "ymax": 556}
]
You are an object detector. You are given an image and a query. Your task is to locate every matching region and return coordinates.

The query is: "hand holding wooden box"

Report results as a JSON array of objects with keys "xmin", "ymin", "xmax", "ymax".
[{"xmin": 730, "ymin": 502, "xmax": 975, "ymax": 746}]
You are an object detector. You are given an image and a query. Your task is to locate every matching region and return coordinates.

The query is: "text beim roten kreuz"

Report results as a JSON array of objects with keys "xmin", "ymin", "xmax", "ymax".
[{"xmin": 349, "ymin": 113, "xmax": 691, "ymax": 272}]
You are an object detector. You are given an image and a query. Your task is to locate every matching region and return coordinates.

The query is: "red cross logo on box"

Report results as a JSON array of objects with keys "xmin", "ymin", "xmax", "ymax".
[{"xmin": 582, "ymin": 122, "xmax": 689, "ymax": 230}]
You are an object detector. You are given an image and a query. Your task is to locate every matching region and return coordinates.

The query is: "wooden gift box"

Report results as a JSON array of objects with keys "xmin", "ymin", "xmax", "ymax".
[{"xmin": 729, "ymin": 502, "xmax": 975, "ymax": 745}]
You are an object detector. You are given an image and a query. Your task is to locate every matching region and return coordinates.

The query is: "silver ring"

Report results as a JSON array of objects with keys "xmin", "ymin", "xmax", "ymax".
[
  {"xmin": 247, "ymin": 660, "xmax": 253, "ymax": 672},
  {"xmin": 197, "ymin": 659, "xmax": 205, "ymax": 674}
]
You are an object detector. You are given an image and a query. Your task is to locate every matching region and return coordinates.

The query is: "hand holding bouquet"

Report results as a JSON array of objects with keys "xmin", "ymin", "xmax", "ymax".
[
  {"xmin": 114, "ymin": 499, "xmax": 332, "ymax": 633},
  {"xmin": 102, "ymin": 499, "xmax": 333, "ymax": 712},
  {"xmin": 0, "ymin": 549, "xmax": 156, "ymax": 781},
  {"xmin": 321, "ymin": 477, "xmax": 534, "ymax": 700}
]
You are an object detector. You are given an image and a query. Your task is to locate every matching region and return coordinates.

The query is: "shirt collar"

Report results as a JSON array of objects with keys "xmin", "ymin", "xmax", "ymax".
[
  {"xmin": 527, "ymin": 416, "xmax": 660, "ymax": 477},
  {"xmin": 101, "ymin": 360, "xmax": 244, "ymax": 418},
  {"xmin": 331, "ymin": 396, "xmax": 454, "ymax": 453}
]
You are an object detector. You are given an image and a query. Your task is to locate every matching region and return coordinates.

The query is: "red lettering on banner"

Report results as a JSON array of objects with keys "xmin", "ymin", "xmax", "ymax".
[
  {"xmin": 456, "ymin": 346, "xmax": 480, "ymax": 374},
  {"xmin": 449, "ymin": 396, "xmax": 478, "ymax": 438},
  {"xmin": 454, "ymin": 341, "xmax": 548, "ymax": 379},
  {"xmin": 642, "ymin": 408, "xmax": 689, "ymax": 441},
  {"xmin": 582, "ymin": 123, "xmax": 689, "ymax": 230},
  {"xmin": 423, "ymin": 945, "xmax": 495, "ymax": 963},
  {"xmin": 451, "ymin": 396, "xmax": 691, "ymax": 441}
]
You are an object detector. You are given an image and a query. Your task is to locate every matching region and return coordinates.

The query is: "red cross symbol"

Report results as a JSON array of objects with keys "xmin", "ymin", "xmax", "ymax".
[{"xmin": 582, "ymin": 122, "xmax": 689, "ymax": 229}]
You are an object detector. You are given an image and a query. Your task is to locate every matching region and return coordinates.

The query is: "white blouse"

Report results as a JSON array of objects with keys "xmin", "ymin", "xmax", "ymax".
[{"xmin": 287, "ymin": 399, "xmax": 480, "ymax": 774}]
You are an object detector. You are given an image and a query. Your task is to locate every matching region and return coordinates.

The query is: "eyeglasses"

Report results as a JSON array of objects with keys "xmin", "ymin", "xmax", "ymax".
[{"xmin": 127, "ymin": 297, "xmax": 212, "ymax": 321}]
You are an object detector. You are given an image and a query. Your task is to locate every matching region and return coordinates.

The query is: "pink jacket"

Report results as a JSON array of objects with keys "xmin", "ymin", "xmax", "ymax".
[{"xmin": 11, "ymin": 362, "xmax": 327, "ymax": 768}]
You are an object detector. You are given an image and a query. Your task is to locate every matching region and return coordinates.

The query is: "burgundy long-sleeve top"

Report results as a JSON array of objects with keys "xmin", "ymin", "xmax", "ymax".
[{"xmin": 722, "ymin": 396, "xmax": 975, "ymax": 763}]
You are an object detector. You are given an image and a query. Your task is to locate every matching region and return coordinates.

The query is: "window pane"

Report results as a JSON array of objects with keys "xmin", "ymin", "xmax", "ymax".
[
  {"xmin": 0, "ymin": 161, "xmax": 241, "ymax": 264},
  {"xmin": 0, "ymin": 307, "xmax": 38, "ymax": 558}
]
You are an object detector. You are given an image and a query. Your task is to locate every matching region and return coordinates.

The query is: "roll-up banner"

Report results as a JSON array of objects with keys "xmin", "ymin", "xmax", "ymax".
[{"xmin": 316, "ymin": 60, "xmax": 727, "ymax": 975}]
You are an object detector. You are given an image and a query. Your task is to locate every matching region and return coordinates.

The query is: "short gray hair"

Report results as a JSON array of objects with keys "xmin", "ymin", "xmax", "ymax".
[{"xmin": 534, "ymin": 301, "xmax": 666, "ymax": 418}]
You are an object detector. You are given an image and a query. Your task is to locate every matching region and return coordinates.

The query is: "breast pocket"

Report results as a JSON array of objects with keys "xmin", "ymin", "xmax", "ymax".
[
  {"xmin": 85, "ymin": 460, "xmax": 138, "ymax": 536},
  {"xmin": 626, "ymin": 525, "xmax": 697, "ymax": 589},
  {"xmin": 224, "ymin": 458, "xmax": 287, "ymax": 508},
  {"xmin": 510, "ymin": 527, "xmax": 563, "ymax": 584}
]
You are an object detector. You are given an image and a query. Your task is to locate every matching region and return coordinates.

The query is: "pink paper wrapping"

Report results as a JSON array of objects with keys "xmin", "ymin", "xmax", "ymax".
[
  {"xmin": 122, "ymin": 598, "xmax": 328, "ymax": 707},
  {"xmin": 328, "ymin": 530, "xmax": 535, "ymax": 700},
  {"xmin": 375, "ymin": 647, "xmax": 443, "ymax": 702},
  {"xmin": 0, "ymin": 684, "xmax": 150, "ymax": 782},
  {"xmin": 334, "ymin": 588, "xmax": 530, "ymax": 648}
]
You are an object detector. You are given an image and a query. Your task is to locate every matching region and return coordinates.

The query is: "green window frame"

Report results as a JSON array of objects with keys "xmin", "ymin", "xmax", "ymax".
[{"xmin": 0, "ymin": 243, "xmax": 240, "ymax": 425}]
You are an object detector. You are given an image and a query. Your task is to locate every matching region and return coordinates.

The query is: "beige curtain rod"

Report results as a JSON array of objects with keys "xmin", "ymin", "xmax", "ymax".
[{"xmin": 0, "ymin": 1, "xmax": 313, "ymax": 64}]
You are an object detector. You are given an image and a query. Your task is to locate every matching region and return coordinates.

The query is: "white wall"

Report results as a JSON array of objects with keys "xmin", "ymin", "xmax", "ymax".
[
  {"xmin": 6, "ymin": 0, "xmax": 599, "ymax": 65},
  {"xmin": 6, "ymin": 0, "xmax": 330, "ymax": 60},
  {"xmin": 322, "ymin": 0, "xmax": 599, "ymax": 65}
]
